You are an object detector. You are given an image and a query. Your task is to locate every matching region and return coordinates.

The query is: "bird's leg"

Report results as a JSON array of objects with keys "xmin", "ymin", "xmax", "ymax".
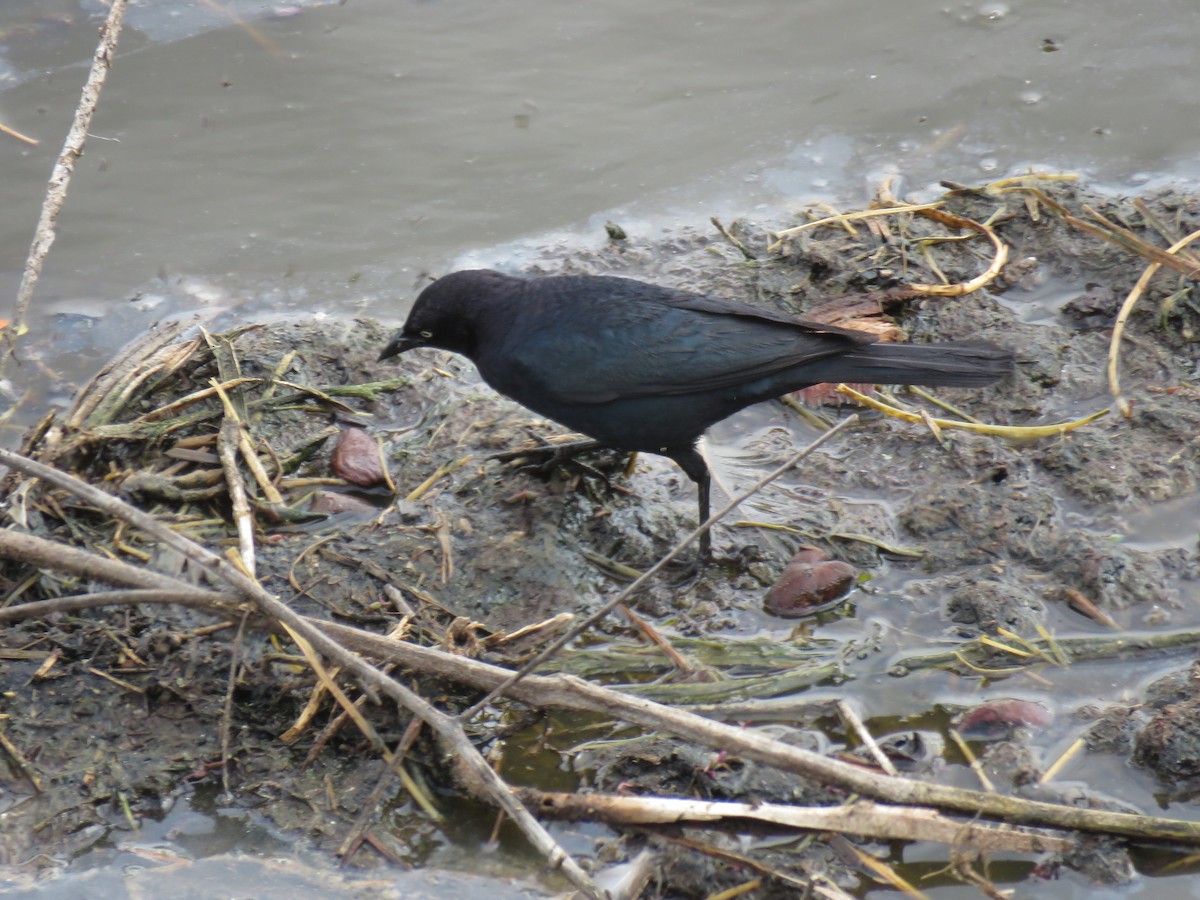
[
  {"xmin": 698, "ymin": 473, "xmax": 712, "ymax": 560},
  {"xmin": 669, "ymin": 446, "xmax": 712, "ymax": 563}
]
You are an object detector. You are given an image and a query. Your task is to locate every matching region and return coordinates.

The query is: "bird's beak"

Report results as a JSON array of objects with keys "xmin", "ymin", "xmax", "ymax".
[{"xmin": 378, "ymin": 333, "xmax": 418, "ymax": 362}]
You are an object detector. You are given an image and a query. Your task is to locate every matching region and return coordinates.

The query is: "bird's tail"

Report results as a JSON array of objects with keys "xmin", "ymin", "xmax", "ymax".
[{"xmin": 826, "ymin": 340, "xmax": 1013, "ymax": 387}]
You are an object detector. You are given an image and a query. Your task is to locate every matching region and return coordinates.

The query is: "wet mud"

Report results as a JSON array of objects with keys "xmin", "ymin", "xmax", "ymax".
[{"xmin": 4, "ymin": 179, "xmax": 1200, "ymax": 895}]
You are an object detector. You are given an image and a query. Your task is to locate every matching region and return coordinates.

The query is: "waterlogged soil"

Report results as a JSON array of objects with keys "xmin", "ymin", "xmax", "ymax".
[{"xmin": 5, "ymin": 180, "xmax": 1200, "ymax": 896}]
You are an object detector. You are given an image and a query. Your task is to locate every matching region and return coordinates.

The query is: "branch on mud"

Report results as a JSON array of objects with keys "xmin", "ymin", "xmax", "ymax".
[
  {"xmin": 517, "ymin": 788, "xmax": 1073, "ymax": 855},
  {"xmin": 0, "ymin": 528, "xmax": 241, "ymax": 611},
  {"xmin": 0, "ymin": 587, "xmax": 242, "ymax": 623},
  {"xmin": 217, "ymin": 412, "xmax": 257, "ymax": 579}
]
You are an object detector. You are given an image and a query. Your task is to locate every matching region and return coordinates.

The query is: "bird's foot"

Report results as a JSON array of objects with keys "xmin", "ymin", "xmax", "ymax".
[
  {"xmin": 665, "ymin": 555, "xmax": 704, "ymax": 586},
  {"xmin": 490, "ymin": 436, "xmax": 604, "ymax": 476},
  {"xmin": 581, "ymin": 544, "xmax": 707, "ymax": 587},
  {"xmin": 663, "ymin": 533, "xmax": 712, "ymax": 585},
  {"xmin": 493, "ymin": 438, "xmax": 637, "ymax": 508}
]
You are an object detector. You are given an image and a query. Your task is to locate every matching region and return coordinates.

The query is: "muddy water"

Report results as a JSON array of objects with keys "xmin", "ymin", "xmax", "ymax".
[
  {"xmin": 3, "ymin": 1, "xmax": 1200, "ymax": 898},
  {"xmin": 2, "ymin": 0, "xmax": 1199, "ymax": 350}
]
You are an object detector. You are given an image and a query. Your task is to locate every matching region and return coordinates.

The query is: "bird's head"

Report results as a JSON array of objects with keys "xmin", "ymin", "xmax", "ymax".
[{"xmin": 378, "ymin": 269, "xmax": 517, "ymax": 361}]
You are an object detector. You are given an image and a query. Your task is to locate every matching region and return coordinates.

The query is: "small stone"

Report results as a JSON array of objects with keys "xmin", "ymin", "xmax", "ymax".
[
  {"xmin": 332, "ymin": 428, "xmax": 385, "ymax": 486},
  {"xmin": 763, "ymin": 559, "xmax": 856, "ymax": 617}
]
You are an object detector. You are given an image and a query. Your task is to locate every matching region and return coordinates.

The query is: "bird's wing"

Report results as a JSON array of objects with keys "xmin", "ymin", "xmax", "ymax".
[{"xmin": 502, "ymin": 289, "xmax": 872, "ymax": 405}]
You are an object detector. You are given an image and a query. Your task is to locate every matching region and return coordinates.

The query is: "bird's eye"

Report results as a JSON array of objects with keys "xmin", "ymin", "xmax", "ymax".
[{"xmin": 419, "ymin": 330, "xmax": 433, "ymax": 339}]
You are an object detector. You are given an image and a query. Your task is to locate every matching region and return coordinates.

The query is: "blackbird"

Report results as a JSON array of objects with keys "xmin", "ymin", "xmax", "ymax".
[{"xmin": 379, "ymin": 269, "xmax": 1012, "ymax": 558}]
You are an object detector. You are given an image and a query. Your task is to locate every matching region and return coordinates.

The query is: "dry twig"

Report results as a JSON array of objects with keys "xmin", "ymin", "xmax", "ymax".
[
  {"xmin": 1107, "ymin": 226, "xmax": 1200, "ymax": 417},
  {"xmin": 837, "ymin": 384, "xmax": 1108, "ymax": 438},
  {"xmin": 521, "ymin": 789, "xmax": 1071, "ymax": 854},
  {"xmin": 6, "ymin": 0, "xmax": 130, "ymax": 364}
]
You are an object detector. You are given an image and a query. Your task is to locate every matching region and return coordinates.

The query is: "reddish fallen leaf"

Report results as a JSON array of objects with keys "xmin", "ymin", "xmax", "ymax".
[
  {"xmin": 792, "ymin": 382, "xmax": 876, "ymax": 407},
  {"xmin": 802, "ymin": 294, "xmax": 899, "ymax": 337},
  {"xmin": 332, "ymin": 427, "xmax": 385, "ymax": 486},
  {"xmin": 955, "ymin": 699, "xmax": 1054, "ymax": 740},
  {"xmin": 764, "ymin": 558, "xmax": 856, "ymax": 617}
]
